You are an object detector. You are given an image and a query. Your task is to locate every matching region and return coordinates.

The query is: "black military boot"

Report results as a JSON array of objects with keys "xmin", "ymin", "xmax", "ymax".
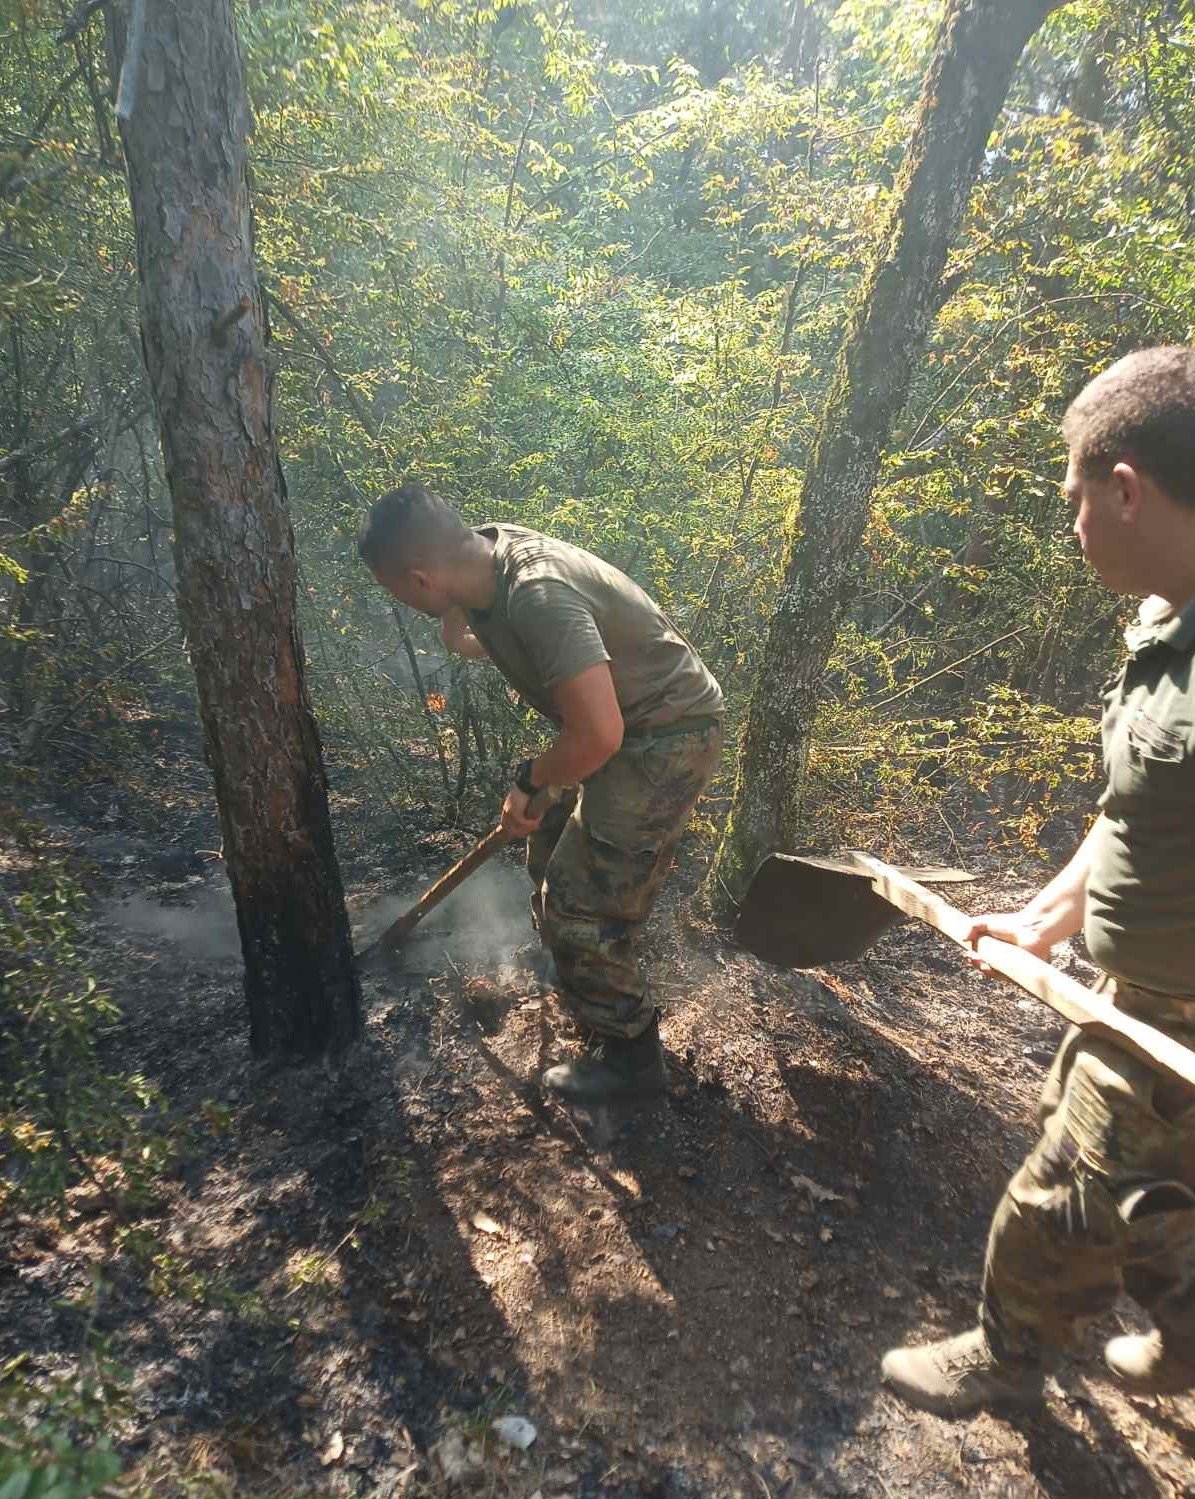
[{"xmin": 541, "ymin": 1015, "xmax": 667, "ymax": 1101}]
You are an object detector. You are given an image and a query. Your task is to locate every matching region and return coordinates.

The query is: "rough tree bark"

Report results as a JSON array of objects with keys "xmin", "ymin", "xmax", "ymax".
[
  {"xmin": 107, "ymin": 0, "xmax": 360, "ymax": 1058},
  {"xmin": 710, "ymin": 0, "xmax": 1068, "ymax": 903}
]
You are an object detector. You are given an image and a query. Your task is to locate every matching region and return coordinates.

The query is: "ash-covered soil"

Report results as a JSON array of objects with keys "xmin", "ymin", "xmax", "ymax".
[{"xmin": 3, "ymin": 792, "xmax": 1194, "ymax": 1498}]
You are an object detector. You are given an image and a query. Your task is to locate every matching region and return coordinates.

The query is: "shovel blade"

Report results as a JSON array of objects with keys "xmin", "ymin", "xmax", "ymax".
[{"xmin": 734, "ymin": 853, "xmax": 973, "ymax": 968}]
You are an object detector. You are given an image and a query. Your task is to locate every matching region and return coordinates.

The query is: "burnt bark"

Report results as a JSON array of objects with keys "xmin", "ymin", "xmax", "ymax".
[
  {"xmin": 711, "ymin": 0, "xmax": 1068, "ymax": 902},
  {"xmin": 107, "ymin": 0, "xmax": 360, "ymax": 1058}
]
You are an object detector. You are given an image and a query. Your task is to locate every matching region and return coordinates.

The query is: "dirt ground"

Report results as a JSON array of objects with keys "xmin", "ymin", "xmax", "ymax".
[{"xmin": 3, "ymin": 759, "xmax": 1195, "ymax": 1498}]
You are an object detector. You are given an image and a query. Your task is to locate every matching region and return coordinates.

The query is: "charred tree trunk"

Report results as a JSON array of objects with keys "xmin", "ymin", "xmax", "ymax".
[
  {"xmin": 107, "ymin": 0, "xmax": 360, "ymax": 1059},
  {"xmin": 711, "ymin": 0, "xmax": 1067, "ymax": 902}
]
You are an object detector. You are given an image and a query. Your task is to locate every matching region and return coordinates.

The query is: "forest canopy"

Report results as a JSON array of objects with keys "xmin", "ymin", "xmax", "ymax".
[{"xmin": 3, "ymin": 0, "xmax": 1194, "ymax": 842}]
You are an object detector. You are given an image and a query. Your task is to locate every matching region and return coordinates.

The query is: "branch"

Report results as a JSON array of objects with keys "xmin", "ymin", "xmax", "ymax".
[
  {"xmin": 493, "ymin": 99, "xmax": 538, "ymax": 340},
  {"xmin": 385, "ymin": 606, "xmax": 452, "ymax": 800},
  {"xmin": 512, "ymin": 122, "xmax": 682, "ymax": 233},
  {"xmin": 22, "ymin": 630, "xmax": 177, "ymax": 754},
  {"xmin": 0, "ymin": 418, "xmax": 97, "ymax": 475},
  {"xmin": 56, "ymin": 0, "xmax": 107, "ymax": 44},
  {"xmin": 0, "ymin": 64, "xmax": 84, "ymax": 200},
  {"xmin": 263, "ymin": 287, "xmax": 378, "ymax": 439},
  {"xmin": 869, "ymin": 627, "xmax": 1029, "ymax": 711},
  {"xmin": 907, "ymin": 292, "xmax": 1172, "ymax": 451}
]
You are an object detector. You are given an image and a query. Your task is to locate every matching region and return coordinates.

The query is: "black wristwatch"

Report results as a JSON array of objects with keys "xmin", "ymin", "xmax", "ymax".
[{"xmin": 514, "ymin": 758, "xmax": 538, "ymax": 796}]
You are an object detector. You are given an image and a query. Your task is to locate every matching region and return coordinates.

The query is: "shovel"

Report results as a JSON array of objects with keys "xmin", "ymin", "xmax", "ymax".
[
  {"xmin": 735, "ymin": 850, "xmax": 1195, "ymax": 1093},
  {"xmin": 356, "ymin": 784, "xmax": 560, "ymax": 966}
]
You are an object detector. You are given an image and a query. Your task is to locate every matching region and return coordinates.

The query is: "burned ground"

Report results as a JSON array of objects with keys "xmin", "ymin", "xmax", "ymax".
[{"xmin": 2, "ymin": 766, "xmax": 1193, "ymax": 1498}]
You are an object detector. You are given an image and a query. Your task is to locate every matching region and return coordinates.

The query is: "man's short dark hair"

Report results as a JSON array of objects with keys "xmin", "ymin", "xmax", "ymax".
[
  {"xmin": 1062, "ymin": 346, "xmax": 1195, "ymax": 507},
  {"xmin": 356, "ymin": 479, "xmax": 470, "ymax": 570}
]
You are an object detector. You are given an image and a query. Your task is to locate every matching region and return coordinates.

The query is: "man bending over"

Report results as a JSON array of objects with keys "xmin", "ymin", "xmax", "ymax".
[{"xmin": 359, "ymin": 481, "xmax": 724, "ymax": 1103}]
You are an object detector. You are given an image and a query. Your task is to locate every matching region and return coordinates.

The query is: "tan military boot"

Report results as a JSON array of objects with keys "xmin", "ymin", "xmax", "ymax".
[
  {"xmin": 1105, "ymin": 1329, "xmax": 1195, "ymax": 1395},
  {"xmin": 881, "ymin": 1328, "xmax": 1043, "ymax": 1416}
]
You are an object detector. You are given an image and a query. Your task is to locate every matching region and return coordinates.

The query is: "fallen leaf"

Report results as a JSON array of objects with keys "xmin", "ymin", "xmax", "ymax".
[
  {"xmin": 791, "ymin": 1174, "xmax": 844, "ymax": 1204},
  {"xmin": 471, "ymin": 1210, "xmax": 503, "ymax": 1236},
  {"xmin": 432, "ymin": 1430, "xmax": 483, "ymax": 1482},
  {"xmin": 321, "ymin": 1431, "xmax": 344, "ymax": 1467}
]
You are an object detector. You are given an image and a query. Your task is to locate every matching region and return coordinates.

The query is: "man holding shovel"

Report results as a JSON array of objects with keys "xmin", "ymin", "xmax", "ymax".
[
  {"xmin": 358, "ymin": 480, "xmax": 723, "ymax": 1102},
  {"xmin": 882, "ymin": 346, "xmax": 1195, "ymax": 1414}
]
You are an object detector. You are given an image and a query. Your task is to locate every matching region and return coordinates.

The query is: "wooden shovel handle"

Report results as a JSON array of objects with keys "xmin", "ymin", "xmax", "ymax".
[
  {"xmin": 853, "ymin": 853, "xmax": 1195, "ymax": 1094},
  {"xmin": 373, "ymin": 784, "xmax": 561, "ymax": 953}
]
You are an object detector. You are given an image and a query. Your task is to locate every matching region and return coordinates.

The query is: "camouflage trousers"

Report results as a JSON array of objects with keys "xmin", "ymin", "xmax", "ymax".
[
  {"xmin": 981, "ymin": 977, "xmax": 1195, "ymax": 1365},
  {"xmin": 526, "ymin": 718, "xmax": 723, "ymax": 1041}
]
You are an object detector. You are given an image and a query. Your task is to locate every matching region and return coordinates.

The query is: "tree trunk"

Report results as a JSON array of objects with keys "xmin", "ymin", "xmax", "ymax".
[
  {"xmin": 710, "ymin": 0, "xmax": 1067, "ymax": 902},
  {"xmin": 108, "ymin": 0, "xmax": 360, "ymax": 1059}
]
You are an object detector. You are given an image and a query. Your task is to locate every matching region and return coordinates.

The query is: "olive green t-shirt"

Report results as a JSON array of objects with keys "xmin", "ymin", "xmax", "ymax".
[
  {"xmin": 466, "ymin": 525, "xmax": 723, "ymax": 732},
  {"xmin": 1085, "ymin": 593, "xmax": 1195, "ymax": 997}
]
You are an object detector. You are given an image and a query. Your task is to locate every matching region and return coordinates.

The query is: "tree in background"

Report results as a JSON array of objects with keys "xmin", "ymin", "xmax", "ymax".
[
  {"xmin": 710, "ymin": 0, "xmax": 1069, "ymax": 901},
  {"xmin": 105, "ymin": 0, "xmax": 359, "ymax": 1059},
  {"xmin": 4, "ymin": 0, "xmax": 1192, "ymax": 882}
]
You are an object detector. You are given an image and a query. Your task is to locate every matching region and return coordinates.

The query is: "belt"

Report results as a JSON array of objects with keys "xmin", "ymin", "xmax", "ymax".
[{"xmin": 621, "ymin": 714, "xmax": 723, "ymax": 744}]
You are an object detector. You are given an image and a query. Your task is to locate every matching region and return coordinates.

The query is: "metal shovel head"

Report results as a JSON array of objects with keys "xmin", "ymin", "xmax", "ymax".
[{"xmin": 734, "ymin": 852, "xmax": 974, "ymax": 969}]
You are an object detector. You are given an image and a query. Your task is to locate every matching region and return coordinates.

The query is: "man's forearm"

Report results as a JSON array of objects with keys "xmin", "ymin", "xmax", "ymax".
[
  {"xmin": 440, "ymin": 606, "xmax": 489, "ymax": 660},
  {"xmin": 1022, "ymin": 814, "xmax": 1103, "ymax": 942}
]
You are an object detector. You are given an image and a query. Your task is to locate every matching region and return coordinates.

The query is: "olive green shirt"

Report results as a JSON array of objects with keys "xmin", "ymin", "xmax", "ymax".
[
  {"xmin": 466, "ymin": 525, "xmax": 724, "ymax": 732},
  {"xmin": 1085, "ymin": 594, "xmax": 1195, "ymax": 997}
]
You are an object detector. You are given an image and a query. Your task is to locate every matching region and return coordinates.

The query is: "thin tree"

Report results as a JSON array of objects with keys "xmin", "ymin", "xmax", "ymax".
[
  {"xmin": 710, "ymin": 0, "xmax": 1068, "ymax": 902},
  {"xmin": 106, "ymin": 0, "xmax": 360, "ymax": 1058}
]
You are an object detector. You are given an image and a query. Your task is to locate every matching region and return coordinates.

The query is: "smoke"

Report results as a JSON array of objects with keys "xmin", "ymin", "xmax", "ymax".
[
  {"xmin": 352, "ymin": 860, "xmax": 535, "ymax": 977},
  {"xmin": 103, "ymin": 858, "xmax": 537, "ymax": 979},
  {"xmin": 103, "ymin": 883, "xmax": 241, "ymax": 963}
]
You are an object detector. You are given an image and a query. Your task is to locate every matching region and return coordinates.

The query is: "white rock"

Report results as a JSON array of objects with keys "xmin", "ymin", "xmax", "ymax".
[{"xmin": 491, "ymin": 1414, "xmax": 538, "ymax": 1450}]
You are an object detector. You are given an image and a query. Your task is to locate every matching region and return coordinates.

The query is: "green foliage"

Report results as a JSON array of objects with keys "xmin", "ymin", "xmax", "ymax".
[
  {"xmin": 803, "ymin": 686, "xmax": 1101, "ymax": 854},
  {"xmin": 0, "ymin": 839, "xmax": 171, "ymax": 1218},
  {"xmin": 0, "ymin": 1352, "xmax": 125, "ymax": 1499},
  {"xmin": 4, "ymin": 0, "xmax": 1194, "ymax": 843}
]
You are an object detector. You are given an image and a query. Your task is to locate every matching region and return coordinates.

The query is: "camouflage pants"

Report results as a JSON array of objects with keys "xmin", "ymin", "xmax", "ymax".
[
  {"xmin": 981, "ymin": 978, "xmax": 1195, "ymax": 1365},
  {"xmin": 526, "ymin": 718, "xmax": 723, "ymax": 1041}
]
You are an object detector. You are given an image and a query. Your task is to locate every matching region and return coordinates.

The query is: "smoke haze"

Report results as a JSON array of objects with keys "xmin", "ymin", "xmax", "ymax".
[{"xmin": 105, "ymin": 860, "xmax": 535, "ymax": 977}]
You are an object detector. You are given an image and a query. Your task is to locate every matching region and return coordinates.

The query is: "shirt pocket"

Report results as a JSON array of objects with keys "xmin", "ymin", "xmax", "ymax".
[{"xmin": 1125, "ymin": 710, "xmax": 1191, "ymax": 785}]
